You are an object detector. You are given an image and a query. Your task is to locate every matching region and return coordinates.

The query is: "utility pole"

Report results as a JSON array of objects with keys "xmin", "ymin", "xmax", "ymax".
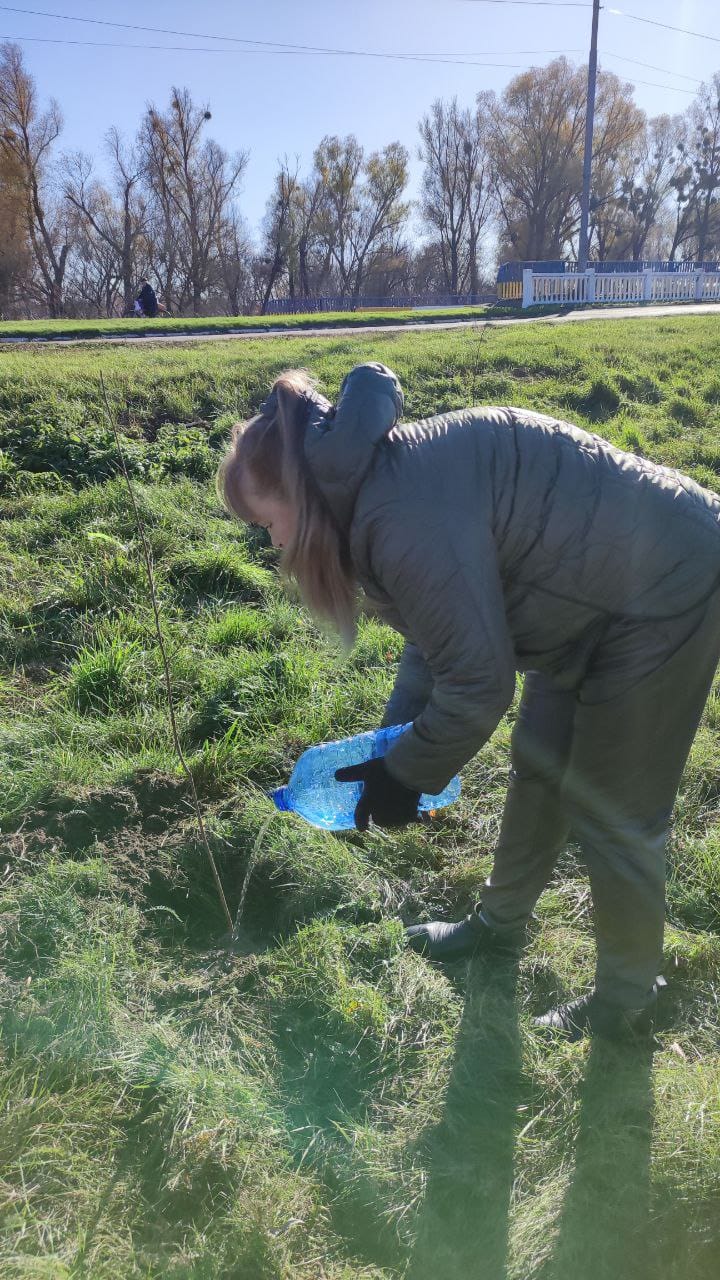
[{"xmin": 578, "ymin": 0, "xmax": 601, "ymax": 270}]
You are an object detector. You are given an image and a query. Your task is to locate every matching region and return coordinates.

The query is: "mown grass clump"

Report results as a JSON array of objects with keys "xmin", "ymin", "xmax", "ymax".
[
  {"xmin": 616, "ymin": 368, "xmax": 663, "ymax": 404},
  {"xmin": 1, "ymin": 318, "xmax": 720, "ymax": 1277},
  {"xmin": 205, "ymin": 605, "xmax": 274, "ymax": 650},
  {"xmin": 166, "ymin": 545, "xmax": 273, "ymax": 601},
  {"xmin": 562, "ymin": 374, "xmax": 621, "ymax": 421},
  {"xmin": 668, "ymin": 392, "xmax": 706, "ymax": 427},
  {"xmin": 67, "ymin": 638, "xmax": 141, "ymax": 713}
]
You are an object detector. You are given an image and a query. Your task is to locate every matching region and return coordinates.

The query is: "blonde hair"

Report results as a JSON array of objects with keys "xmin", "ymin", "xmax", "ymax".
[{"xmin": 217, "ymin": 370, "xmax": 358, "ymax": 642}]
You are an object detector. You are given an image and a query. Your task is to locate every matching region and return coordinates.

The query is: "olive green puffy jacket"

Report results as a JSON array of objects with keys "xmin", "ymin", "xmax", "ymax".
[{"xmin": 304, "ymin": 363, "xmax": 720, "ymax": 793}]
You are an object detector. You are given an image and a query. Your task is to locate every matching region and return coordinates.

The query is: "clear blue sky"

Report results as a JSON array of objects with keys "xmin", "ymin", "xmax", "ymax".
[{"xmin": 3, "ymin": 1, "xmax": 719, "ymax": 241}]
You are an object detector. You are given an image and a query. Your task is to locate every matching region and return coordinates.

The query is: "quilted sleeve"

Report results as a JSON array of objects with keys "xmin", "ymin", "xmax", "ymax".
[
  {"xmin": 380, "ymin": 642, "xmax": 435, "ymax": 728},
  {"xmin": 368, "ymin": 505, "xmax": 516, "ymax": 793}
]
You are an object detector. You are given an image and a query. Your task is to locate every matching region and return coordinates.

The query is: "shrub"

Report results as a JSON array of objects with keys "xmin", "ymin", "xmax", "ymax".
[
  {"xmin": 1, "ymin": 857, "xmax": 117, "ymax": 970},
  {"xmin": 151, "ymin": 424, "xmax": 217, "ymax": 480},
  {"xmin": 668, "ymin": 828, "xmax": 720, "ymax": 930},
  {"xmin": 187, "ymin": 648, "xmax": 323, "ymax": 746},
  {"xmin": 263, "ymin": 920, "xmax": 396, "ymax": 1041},
  {"xmin": 0, "ymin": 419, "xmax": 147, "ymax": 488},
  {"xmin": 186, "ymin": 659, "xmax": 270, "ymax": 744},
  {"xmin": 687, "ymin": 464, "xmax": 720, "ymax": 494},
  {"xmin": 655, "ymin": 439, "xmax": 720, "ymax": 480},
  {"xmin": 76, "ymin": 549, "xmax": 150, "ymax": 611}
]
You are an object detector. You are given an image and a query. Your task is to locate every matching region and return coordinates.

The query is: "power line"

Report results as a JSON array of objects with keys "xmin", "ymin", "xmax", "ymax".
[
  {"xmin": 0, "ymin": 31, "xmax": 583, "ymax": 69},
  {"xmin": 0, "ymin": 2, "xmax": 709, "ymax": 74},
  {"xmin": 0, "ymin": 30, "xmax": 701, "ymax": 94},
  {"xmin": 459, "ymin": 1, "xmax": 591, "ymax": 6},
  {"xmin": 0, "ymin": 3, "xmax": 703, "ymax": 96},
  {"xmin": 616, "ymin": 75, "xmax": 695, "ymax": 96},
  {"xmin": 0, "ymin": 0, "xmax": 593, "ymax": 52},
  {"xmin": 0, "ymin": 5, "xmax": 587, "ymax": 64},
  {"xmin": 0, "ymin": 4, "xmax": 331, "ymax": 46},
  {"xmin": 3, "ymin": 2, "xmax": 716, "ymax": 54},
  {"xmin": 0, "ymin": 37, "xmax": 701, "ymax": 98},
  {"xmin": 608, "ymin": 8, "xmax": 720, "ymax": 46},
  {"xmin": 601, "ymin": 52, "xmax": 702, "ymax": 86}
]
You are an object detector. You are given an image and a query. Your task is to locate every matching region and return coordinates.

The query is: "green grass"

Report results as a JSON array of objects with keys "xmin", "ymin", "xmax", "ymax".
[
  {"xmin": 1, "ymin": 317, "xmax": 719, "ymax": 1278},
  {"xmin": 0, "ymin": 305, "xmax": 496, "ymax": 342},
  {"xmin": 0, "ymin": 298, "xmax": 712, "ymax": 345}
]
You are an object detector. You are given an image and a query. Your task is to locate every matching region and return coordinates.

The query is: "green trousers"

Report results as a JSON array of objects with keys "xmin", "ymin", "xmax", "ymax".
[{"xmin": 482, "ymin": 592, "xmax": 720, "ymax": 1008}]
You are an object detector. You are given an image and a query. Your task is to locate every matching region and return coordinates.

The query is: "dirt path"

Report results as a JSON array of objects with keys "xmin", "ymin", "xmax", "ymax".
[{"xmin": 2, "ymin": 302, "xmax": 719, "ymax": 347}]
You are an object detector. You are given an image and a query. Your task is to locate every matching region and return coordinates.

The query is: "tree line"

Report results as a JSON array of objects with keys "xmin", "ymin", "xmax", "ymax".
[{"xmin": 1, "ymin": 41, "xmax": 719, "ymax": 318}]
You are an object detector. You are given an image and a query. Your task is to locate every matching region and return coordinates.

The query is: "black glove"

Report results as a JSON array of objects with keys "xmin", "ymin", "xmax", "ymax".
[{"xmin": 334, "ymin": 757, "xmax": 421, "ymax": 831}]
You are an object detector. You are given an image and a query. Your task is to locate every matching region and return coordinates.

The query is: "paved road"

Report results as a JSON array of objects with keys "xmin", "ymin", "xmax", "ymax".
[{"xmin": 2, "ymin": 302, "xmax": 718, "ymax": 346}]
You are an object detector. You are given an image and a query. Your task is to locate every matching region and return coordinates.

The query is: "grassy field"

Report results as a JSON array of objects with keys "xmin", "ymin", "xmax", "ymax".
[
  {"xmin": 1, "ymin": 318, "xmax": 719, "ymax": 1279},
  {"xmin": 0, "ymin": 301, "xmax": 711, "ymax": 344},
  {"xmin": 0, "ymin": 306, "xmax": 499, "ymax": 343}
]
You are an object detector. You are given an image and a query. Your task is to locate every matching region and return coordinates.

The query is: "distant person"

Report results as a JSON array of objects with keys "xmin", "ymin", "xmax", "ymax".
[
  {"xmin": 217, "ymin": 362, "xmax": 720, "ymax": 1043},
  {"xmin": 135, "ymin": 278, "xmax": 159, "ymax": 318}
]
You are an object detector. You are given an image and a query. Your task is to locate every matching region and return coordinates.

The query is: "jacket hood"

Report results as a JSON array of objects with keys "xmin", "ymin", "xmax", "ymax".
[{"xmin": 304, "ymin": 362, "xmax": 404, "ymax": 530}]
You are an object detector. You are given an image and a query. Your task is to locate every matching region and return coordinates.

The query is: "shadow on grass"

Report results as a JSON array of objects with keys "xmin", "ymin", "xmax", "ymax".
[
  {"xmin": 408, "ymin": 952, "xmax": 522, "ymax": 1280},
  {"xmin": 408, "ymin": 958, "xmax": 655, "ymax": 1280},
  {"xmin": 539, "ymin": 1037, "xmax": 655, "ymax": 1280}
]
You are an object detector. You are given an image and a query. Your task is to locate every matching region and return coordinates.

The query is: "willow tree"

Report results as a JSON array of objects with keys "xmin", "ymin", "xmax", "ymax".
[{"xmin": 313, "ymin": 134, "xmax": 410, "ymax": 303}]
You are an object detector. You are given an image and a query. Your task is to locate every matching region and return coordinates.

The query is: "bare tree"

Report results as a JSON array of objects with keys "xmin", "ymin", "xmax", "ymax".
[
  {"xmin": 67, "ymin": 215, "xmax": 121, "ymax": 316},
  {"xmin": 419, "ymin": 99, "xmax": 469, "ymax": 294},
  {"xmin": 64, "ymin": 129, "xmax": 146, "ymax": 313},
  {"xmin": 141, "ymin": 88, "xmax": 247, "ymax": 315},
  {"xmin": 692, "ymin": 76, "xmax": 720, "ymax": 260},
  {"xmin": 410, "ymin": 240, "xmax": 449, "ymax": 294},
  {"xmin": 591, "ymin": 114, "xmax": 681, "ymax": 261},
  {"xmin": 419, "ymin": 97, "xmax": 492, "ymax": 295},
  {"xmin": 361, "ymin": 236, "xmax": 413, "ymax": 299},
  {"xmin": 463, "ymin": 117, "xmax": 493, "ymax": 294},
  {"xmin": 257, "ymin": 159, "xmax": 332, "ymax": 310},
  {"xmin": 294, "ymin": 174, "xmax": 330, "ymax": 296},
  {"xmin": 258, "ymin": 159, "xmax": 300, "ymax": 312},
  {"xmin": 0, "ymin": 42, "xmax": 72, "ymax": 315},
  {"xmin": 482, "ymin": 59, "xmax": 656, "ymax": 263},
  {"xmin": 216, "ymin": 209, "xmax": 253, "ymax": 315},
  {"xmin": 7, "ymin": 39, "xmax": 720, "ymax": 318},
  {"xmin": 669, "ymin": 74, "xmax": 720, "ymax": 261}
]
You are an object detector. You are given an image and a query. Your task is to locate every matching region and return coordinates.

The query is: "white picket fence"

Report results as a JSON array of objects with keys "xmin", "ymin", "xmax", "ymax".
[{"xmin": 522, "ymin": 267, "xmax": 720, "ymax": 309}]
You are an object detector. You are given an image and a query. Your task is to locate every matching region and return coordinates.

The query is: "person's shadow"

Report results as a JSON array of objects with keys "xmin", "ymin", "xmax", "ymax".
[
  {"xmin": 537, "ymin": 1036, "xmax": 655, "ymax": 1280},
  {"xmin": 407, "ymin": 951, "xmax": 523, "ymax": 1280},
  {"xmin": 407, "ymin": 962, "xmax": 655, "ymax": 1280}
]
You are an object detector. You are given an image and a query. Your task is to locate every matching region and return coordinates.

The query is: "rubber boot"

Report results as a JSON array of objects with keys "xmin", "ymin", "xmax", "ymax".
[
  {"xmin": 405, "ymin": 906, "xmax": 526, "ymax": 960},
  {"xmin": 534, "ymin": 980, "xmax": 665, "ymax": 1043}
]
